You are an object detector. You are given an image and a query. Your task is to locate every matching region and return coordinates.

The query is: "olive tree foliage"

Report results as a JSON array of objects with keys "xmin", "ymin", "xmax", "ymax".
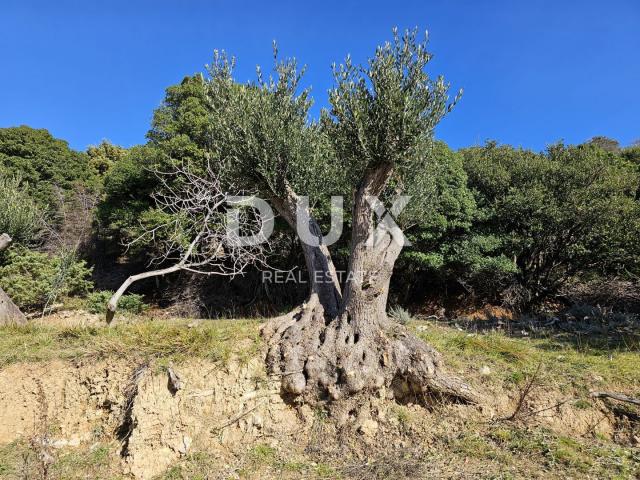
[
  {"xmin": 199, "ymin": 47, "xmax": 342, "ymax": 203},
  {"xmin": 323, "ymin": 33, "xmax": 460, "ymax": 195}
]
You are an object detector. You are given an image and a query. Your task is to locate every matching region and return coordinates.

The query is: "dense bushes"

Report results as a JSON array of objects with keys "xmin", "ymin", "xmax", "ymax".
[
  {"xmin": 458, "ymin": 141, "xmax": 640, "ymax": 306},
  {"xmin": 96, "ymin": 145, "xmax": 162, "ymax": 256},
  {"xmin": 0, "ymin": 127, "xmax": 103, "ymax": 313},
  {"xmin": 2, "ymin": 116, "xmax": 638, "ymax": 315},
  {"xmin": 388, "ymin": 140, "xmax": 640, "ymax": 309},
  {"xmin": 0, "ymin": 126, "xmax": 100, "ymax": 212},
  {"xmin": 86, "ymin": 290, "xmax": 147, "ymax": 315},
  {"xmin": 0, "ymin": 247, "xmax": 93, "ymax": 310},
  {"xmin": 0, "ymin": 175, "xmax": 43, "ymax": 244}
]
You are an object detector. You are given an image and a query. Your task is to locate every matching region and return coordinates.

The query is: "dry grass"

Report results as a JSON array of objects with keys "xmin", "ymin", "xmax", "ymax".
[
  {"xmin": 415, "ymin": 321, "xmax": 640, "ymax": 389},
  {"xmin": 0, "ymin": 317, "xmax": 262, "ymax": 368}
]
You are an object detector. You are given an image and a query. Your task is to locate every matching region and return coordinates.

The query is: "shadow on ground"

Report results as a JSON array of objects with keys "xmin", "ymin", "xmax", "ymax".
[{"xmin": 438, "ymin": 305, "xmax": 640, "ymax": 353}]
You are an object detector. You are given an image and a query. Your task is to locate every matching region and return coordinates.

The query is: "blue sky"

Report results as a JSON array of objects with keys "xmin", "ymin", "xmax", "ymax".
[{"xmin": 1, "ymin": 0, "xmax": 638, "ymax": 152}]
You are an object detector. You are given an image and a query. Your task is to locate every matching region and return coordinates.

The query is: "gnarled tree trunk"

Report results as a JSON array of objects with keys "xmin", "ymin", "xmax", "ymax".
[
  {"xmin": 0, "ymin": 234, "xmax": 27, "ymax": 326},
  {"xmin": 262, "ymin": 168, "xmax": 477, "ymax": 406}
]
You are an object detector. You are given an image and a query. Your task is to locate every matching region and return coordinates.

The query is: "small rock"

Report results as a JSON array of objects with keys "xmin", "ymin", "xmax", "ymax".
[
  {"xmin": 252, "ymin": 414, "xmax": 264, "ymax": 429},
  {"xmin": 40, "ymin": 451, "xmax": 55, "ymax": 465},
  {"xmin": 178, "ymin": 436, "xmax": 192, "ymax": 455},
  {"xmin": 167, "ymin": 367, "xmax": 184, "ymax": 394},
  {"xmin": 357, "ymin": 419, "xmax": 379, "ymax": 437},
  {"xmin": 479, "ymin": 365, "xmax": 491, "ymax": 376}
]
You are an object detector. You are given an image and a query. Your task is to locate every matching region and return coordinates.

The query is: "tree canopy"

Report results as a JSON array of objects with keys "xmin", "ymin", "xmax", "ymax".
[{"xmin": 0, "ymin": 126, "xmax": 99, "ymax": 210}]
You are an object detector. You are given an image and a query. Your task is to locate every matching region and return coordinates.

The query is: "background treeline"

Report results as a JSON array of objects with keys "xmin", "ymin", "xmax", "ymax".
[{"xmin": 1, "ymin": 77, "xmax": 639, "ymax": 317}]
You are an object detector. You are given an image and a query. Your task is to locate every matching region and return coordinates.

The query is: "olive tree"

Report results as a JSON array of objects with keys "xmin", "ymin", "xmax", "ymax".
[
  {"xmin": 110, "ymin": 29, "xmax": 476, "ymax": 405},
  {"xmin": 206, "ymin": 29, "xmax": 474, "ymax": 404}
]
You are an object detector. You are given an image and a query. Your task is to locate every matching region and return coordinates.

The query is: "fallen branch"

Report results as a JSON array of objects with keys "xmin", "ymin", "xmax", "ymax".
[
  {"xmin": 26, "ymin": 304, "xmax": 64, "ymax": 319},
  {"xmin": 516, "ymin": 397, "xmax": 575, "ymax": 419},
  {"xmin": 590, "ymin": 391, "xmax": 640, "ymax": 406},
  {"xmin": 211, "ymin": 401, "xmax": 265, "ymax": 432}
]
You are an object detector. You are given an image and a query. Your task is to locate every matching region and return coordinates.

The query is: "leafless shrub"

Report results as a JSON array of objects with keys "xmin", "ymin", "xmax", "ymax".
[
  {"xmin": 106, "ymin": 161, "xmax": 271, "ymax": 321},
  {"xmin": 44, "ymin": 185, "xmax": 99, "ymax": 254},
  {"xmin": 503, "ymin": 362, "xmax": 543, "ymax": 421}
]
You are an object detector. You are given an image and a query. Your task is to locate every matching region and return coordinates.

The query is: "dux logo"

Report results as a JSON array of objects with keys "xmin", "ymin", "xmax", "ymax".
[{"xmin": 225, "ymin": 195, "xmax": 410, "ymax": 247}]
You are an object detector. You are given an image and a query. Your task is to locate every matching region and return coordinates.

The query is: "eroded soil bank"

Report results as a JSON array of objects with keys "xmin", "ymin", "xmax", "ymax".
[{"xmin": 0, "ymin": 315, "xmax": 638, "ymax": 479}]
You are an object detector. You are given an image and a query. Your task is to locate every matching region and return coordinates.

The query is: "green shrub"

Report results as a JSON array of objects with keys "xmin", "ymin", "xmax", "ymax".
[
  {"xmin": 0, "ymin": 126, "xmax": 100, "ymax": 209},
  {"xmin": 85, "ymin": 290, "xmax": 147, "ymax": 315},
  {"xmin": 389, "ymin": 305, "xmax": 413, "ymax": 325},
  {"xmin": 0, "ymin": 247, "xmax": 93, "ymax": 310},
  {"xmin": 459, "ymin": 141, "xmax": 640, "ymax": 306},
  {"xmin": 0, "ymin": 175, "xmax": 43, "ymax": 244}
]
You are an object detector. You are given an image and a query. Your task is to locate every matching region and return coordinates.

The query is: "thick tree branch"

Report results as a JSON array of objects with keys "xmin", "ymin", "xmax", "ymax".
[
  {"xmin": 341, "ymin": 163, "xmax": 396, "ymax": 311},
  {"xmin": 350, "ymin": 163, "xmax": 394, "ymax": 243},
  {"xmin": 591, "ymin": 391, "xmax": 640, "ymax": 406},
  {"xmin": 270, "ymin": 183, "xmax": 342, "ymax": 317},
  {"xmin": 107, "ymin": 264, "xmax": 182, "ymax": 324}
]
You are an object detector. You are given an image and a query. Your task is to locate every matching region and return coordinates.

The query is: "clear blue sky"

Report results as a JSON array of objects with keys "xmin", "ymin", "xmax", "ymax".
[{"xmin": 1, "ymin": 0, "xmax": 638, "ymax": 152}]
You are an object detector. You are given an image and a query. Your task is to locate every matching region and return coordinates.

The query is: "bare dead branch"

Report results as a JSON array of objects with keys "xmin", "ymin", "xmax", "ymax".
[
  {"xmin": 590, "ymin": 391, "xmax": 640, "ymax": 406},
  {"xmin": 106, "ymin": 161, "xmax": 269, "ymax": 323},
  {"xmin": 211, "ymin": 401, "xmax": 266, "ymax": 432}
]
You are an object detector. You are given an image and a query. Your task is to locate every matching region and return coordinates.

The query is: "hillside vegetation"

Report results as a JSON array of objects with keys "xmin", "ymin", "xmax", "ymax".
[{"xmin": 1, "ymin": 124, "xmax": 639, "ymax": 317}]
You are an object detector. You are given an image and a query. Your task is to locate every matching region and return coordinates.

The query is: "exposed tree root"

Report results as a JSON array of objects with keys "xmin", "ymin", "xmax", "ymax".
[{"xmin": 262, "ymin": 295, "xmax": 479, "ymax": 406}]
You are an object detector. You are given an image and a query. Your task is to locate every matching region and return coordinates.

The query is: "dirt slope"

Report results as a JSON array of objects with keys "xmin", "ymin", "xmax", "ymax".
[{"xmin": 0, "ymin": 314, "xmax": 638, "ymax": 479}]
